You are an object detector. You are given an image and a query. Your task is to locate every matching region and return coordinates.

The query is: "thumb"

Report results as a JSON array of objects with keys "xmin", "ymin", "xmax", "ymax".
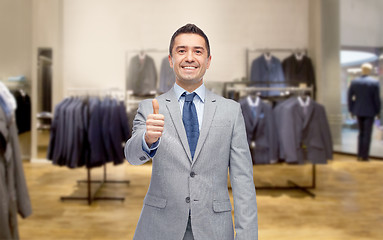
[{"xmin": 152, "ymin": 99, "xmax": 159, "ymax": 114}]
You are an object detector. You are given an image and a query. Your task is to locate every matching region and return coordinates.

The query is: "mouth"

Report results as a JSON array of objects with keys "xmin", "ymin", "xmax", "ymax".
[{"xmin": 181, "ymin": 66, "xmax": 198, "ymax": 70}]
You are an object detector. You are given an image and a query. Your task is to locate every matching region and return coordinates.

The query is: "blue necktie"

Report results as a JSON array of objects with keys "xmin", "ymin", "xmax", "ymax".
[{"xmin": 182, "ymin": 92, "xmax": 199, "ymax": 160}]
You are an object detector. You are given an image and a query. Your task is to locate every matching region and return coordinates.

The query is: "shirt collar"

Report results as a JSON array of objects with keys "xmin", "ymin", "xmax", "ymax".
[
  {"xmin": 174, "ymin": 82, "xmax": 205, "ymax": 103},
  {"xmin": 297, "ymin": 96, "xmax": 310, "ymax": 107},
  {"xmin": 247, "ymin": 96, "xmax": 260, "ymax": 107}
]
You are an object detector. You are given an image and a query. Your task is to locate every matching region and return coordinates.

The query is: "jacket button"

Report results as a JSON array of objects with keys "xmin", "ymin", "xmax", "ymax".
[
  {"xmin": 185, "ymin": 197, "xmax": 190, "ymax": 203},
  {"xmin": 190, "ymin": 172, "xmax": 196, "ymax": 178}
]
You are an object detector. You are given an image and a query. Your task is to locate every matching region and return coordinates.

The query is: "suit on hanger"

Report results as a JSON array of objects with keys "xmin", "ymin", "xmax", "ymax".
[
  {"xmin": 273, "ymin": 97, "xmax": 297, "ymax": 160},
  {"xmin": 250, "ymin": 55, "xmax": 285, "ymax": 96},
  {"xmin": 12, "ymin": 90, "xmax": 31, "ymax": 134},
  {"xmin": 88, "ymin": 98, "xmax": 107, "ymax": 168},
  {"xmin": 348, "ymin": 75, "xmax": 381, "ymax": 159},
  {"xmin": 127, "ymin": 54, "xmax": 158, "ymax": 96},
  {"xmin": 109, "ymin": 99, "xmax": 130, "ymax": 165},
  {"xmin": 125, "ymin": 89, "xmax": 258, "ymax": 240},
  {"xmin": 158, "ymin": 56, "xmax": 176, "ymax": 94},
  {"xmin": 282, "ymin": 54, "xmax": 316, "ymax": 98},
  {"xmin": 240, "ymin": 97, "xmax": 278, "ymax": 164},
  {"xmin": 278, "ymin": 98, "xmax": 332, "ymax": 164},
  {"xmin": 51, "ymin": 98, "xmax": 73, "ymax": 166}
]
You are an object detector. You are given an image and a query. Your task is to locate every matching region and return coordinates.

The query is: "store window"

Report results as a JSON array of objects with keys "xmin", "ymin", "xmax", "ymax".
[{"xmin": 337, "ymin": 47, "xmax": 383, "ymax": 157}]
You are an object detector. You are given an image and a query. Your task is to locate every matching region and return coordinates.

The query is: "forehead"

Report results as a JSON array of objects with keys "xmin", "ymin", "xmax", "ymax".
[{"xmin": 173, "ymin": 33, "xmax": 206, "ymax": 49}]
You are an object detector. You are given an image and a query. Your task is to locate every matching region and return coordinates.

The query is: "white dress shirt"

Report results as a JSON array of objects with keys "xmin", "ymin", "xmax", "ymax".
[{"xmin": 142, "ymin": 83, "xmax": 206, "ymax": 155}]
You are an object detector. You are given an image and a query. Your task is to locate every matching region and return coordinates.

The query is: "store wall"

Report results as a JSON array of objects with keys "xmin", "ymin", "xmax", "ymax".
[
  {"xmin": 62, "ymin": 0, "xmax": 309, "ymax": 92},
  {"xmin": 0, "ymin": 0, "xmax": 32, "ymax": 82},
  {"xmin": 340, "ymin": 0, "xmax": 383, "ymax": 47}
]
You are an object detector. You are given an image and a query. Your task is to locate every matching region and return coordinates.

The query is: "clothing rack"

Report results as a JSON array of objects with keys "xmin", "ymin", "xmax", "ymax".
[
  {"xmin": 224, "ymin": 81, "xmax": 313, "ymax": 101},
  {"xmin": 246, "ymin": 48, "xmax": 308, "ymax": 81},
  {"xmin": 228, "ymin": 85, "xmax": 317, "ymax": 198},
  {"xmin": 60, "ymin": 88, "xmax": 129, "ymax": 205}
]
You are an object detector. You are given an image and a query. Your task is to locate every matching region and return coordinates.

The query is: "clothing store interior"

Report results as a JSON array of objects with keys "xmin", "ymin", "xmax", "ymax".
[{"xmin": 1, "ymin": 0, "xmax": 383, "ymax": 239}]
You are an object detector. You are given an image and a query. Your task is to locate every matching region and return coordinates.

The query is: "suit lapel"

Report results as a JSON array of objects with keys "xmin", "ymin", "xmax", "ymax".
[
  {"xmin": 254, "ymin": 102, "xmax": 265, "ymax": 137},
  {"xmin": 243, "ymin": 98, "xmax": 256, "ymax": 129},
  {"xmin": 253, "ymin": 102, "xmax": 262, "ymax": 129},
  {"xmin": 303, "ymin": 100, "xmax": 314, "ymax": 129},
  {"xmin": 192, "ymin": 90, "xmax": 217, "ymax": 166},
  {"xmin": 164, "ymin": 91, "xmax": 193, "ymax": 162}
]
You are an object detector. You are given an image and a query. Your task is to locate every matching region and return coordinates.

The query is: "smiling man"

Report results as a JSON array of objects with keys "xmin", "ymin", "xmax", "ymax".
[{"xmin": 125, "ymin": 24, "xmax": 258, "ymax": 240}]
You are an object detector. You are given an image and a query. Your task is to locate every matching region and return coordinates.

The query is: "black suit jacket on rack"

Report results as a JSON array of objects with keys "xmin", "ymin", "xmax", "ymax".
[
  {"xmin": 276, "ymin": 98, "xmax": 332, "ymax": 164},
  {"xmin": 240, "ymin": 98, "xmax": 278, "ymax": 164},
  {"xmin": 282, "ymin": 55, "xmax": 316, "ymax": 97}
]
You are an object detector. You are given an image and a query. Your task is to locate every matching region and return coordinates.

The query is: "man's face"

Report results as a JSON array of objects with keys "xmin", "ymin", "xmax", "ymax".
[{"xmin": 169, "ymin": 33, "xmax": 211, "ymax": 86}]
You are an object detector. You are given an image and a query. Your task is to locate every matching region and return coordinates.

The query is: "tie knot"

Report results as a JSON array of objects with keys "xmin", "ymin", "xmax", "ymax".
[{"xmin": 184, "ymin": 92, "xmax": 197, "ymax": 102}]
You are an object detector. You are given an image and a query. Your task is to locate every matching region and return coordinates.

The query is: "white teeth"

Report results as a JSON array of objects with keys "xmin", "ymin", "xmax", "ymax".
[{"xmin": 184, "ymin": 66, "xmax": 196, "ymax": 69}]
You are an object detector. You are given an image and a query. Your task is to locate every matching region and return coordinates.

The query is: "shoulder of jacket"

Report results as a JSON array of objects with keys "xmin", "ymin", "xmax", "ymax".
[{"xmin": 217, "ymin": 96, "xmax": 241, "ymax": 110}]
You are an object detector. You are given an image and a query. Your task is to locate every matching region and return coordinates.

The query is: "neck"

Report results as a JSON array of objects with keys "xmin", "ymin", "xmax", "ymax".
[{"xmin": 176, "ymin": 79, "xmax": 203, "ymax": 93}]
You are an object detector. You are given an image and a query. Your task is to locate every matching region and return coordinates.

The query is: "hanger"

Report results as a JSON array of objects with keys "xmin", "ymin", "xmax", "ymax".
[
  {"xmin": 294, "ymin": 48, "xmax": 305, "ymax": 61},
  {"xmin": 263, "ymin": 49, "xmax": 272, "ymax": 61}
]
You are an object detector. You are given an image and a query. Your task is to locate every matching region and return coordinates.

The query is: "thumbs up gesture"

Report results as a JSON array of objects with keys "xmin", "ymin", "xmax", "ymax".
[{"xmin": 145, "ymin": 99, "xmax": 165, "ymax": 147}]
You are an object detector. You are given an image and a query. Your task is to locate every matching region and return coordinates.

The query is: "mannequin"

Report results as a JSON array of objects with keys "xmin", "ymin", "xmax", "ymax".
[{"xmin": 347, "ymin": 63, "xmax": 381, "ymax": 161}]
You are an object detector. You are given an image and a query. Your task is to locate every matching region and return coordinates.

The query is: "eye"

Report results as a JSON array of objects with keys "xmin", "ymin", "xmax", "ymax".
[
  {"xmin": 178, "ymin": 49, "xmax": 185, "ymax": 54},
  {"xmin": 195, "ymin": 50, "xmax": 202, "ymax": 55}
]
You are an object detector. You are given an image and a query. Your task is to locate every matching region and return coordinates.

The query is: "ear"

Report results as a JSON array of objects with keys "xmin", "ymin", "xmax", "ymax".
[
  {"xmin": 168, "ymin": 55, "xmax": 173, "ymax": 68},
  {"xmin": 206, "ymin": 55, "xmax": 212, "ymax": 69}
]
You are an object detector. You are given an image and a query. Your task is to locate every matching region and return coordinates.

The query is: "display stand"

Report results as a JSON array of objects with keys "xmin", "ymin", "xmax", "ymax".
[
  {"xmin": 225, "ymin": 84, "xmax": 317, "ymax": 198},
  {"xmin": 256, "ymin": 164, "xmax": 316, "ymax": 198},
  {"xmin": 61, "ymin": 164, "xmax": 129, "ymax": 205}
]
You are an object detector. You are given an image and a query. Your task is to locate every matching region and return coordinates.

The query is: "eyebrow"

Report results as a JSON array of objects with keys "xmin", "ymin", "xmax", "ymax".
[{"xmin": 175, "ymin": 46, "xmax": 205, "ymax": 51}]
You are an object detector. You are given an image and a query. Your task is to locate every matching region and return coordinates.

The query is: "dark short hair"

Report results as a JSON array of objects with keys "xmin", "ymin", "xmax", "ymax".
[{"xmin": 169, "ymin": 23, "xmax": 210, "ymax": 57}]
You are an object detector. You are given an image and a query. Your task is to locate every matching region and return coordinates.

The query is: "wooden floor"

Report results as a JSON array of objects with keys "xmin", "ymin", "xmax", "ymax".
[{"xmin": 17, "ymin": 154, "xmax": 383, "ymax": 240}]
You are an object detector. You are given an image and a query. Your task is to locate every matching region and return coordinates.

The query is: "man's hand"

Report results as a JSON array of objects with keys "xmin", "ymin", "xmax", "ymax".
[{"xmin": 145, "ymin": 99, "xmax": 164, "ymax": 147}]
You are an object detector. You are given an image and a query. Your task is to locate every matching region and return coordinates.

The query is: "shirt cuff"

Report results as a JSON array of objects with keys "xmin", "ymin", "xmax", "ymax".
[{"xmin": 142, "ymin": 132, "xmax": 160, "ymax": 157}]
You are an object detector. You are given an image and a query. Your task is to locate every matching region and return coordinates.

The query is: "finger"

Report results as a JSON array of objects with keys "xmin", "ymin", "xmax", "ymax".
[
  {"xmin": 146, "ymin": 119, "xmax": 164, "ymax": 127},
  {"xmin": 147, "ymin": 114, "xmax": 165, "ymax": 120},
  {"xmin": 147, "ymin": 126, "xmax": 164, "ymax": 132},
  {"xmin": 152, "ymin": 99, "xmax": 159, "ymax": 114},
  {"xmin": 147, "ymin": 131, "xmax": 162, "ymax": 138}
]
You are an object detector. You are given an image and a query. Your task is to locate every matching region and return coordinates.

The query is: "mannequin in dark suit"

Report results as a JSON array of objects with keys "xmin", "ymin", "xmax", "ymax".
[{"xmin": 348, "ymin": 63, "xmax": 381, "ymax": 161}]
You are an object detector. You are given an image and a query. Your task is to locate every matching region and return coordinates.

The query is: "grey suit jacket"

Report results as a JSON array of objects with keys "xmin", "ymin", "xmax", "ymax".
[
  {"xmin": 125, "ymin": 89, "xmax": 258, "ymax": 240},
  {"xmin": 158, "ymin": 56, "xmax": 176, "ymax": 94},
  {"xmin": 127, "ymin": 54, "xmax": 158, "ymax": 96},
  {"xmin": 0, "ymin": 107, "xmax": 32, "ymax": 239},
  {"xmin": 278, "ymin": 98, "xmax": 333, "ymax": 164}
]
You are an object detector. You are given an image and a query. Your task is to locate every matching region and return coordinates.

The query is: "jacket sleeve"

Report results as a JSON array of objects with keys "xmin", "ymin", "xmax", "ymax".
[
  {"xmin": 10, "ymin": 122, "xmax": 32, "ymax": 218},
  {"xmin": 124, "ymin": 99, "xmax": 153, "ymax": 165},
  {"xmin": 229, "ymin": 104, "xmax": 258, "ymax": 240},
  {"xmin": 347, "ymin": 82, "xmax": 355, "ymax": 114},
  {"xmin": 319, "ymin": 105, "xmax": 333, "ymax": 160},
  {"xmin": 373, "ymin": 82, "xmax": 381, "ymax": 116}
]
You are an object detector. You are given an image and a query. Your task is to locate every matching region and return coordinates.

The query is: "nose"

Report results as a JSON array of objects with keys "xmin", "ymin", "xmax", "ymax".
[{"xmin": 185, "ymin": 50, "xmax": 194, "ymax": 62}]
